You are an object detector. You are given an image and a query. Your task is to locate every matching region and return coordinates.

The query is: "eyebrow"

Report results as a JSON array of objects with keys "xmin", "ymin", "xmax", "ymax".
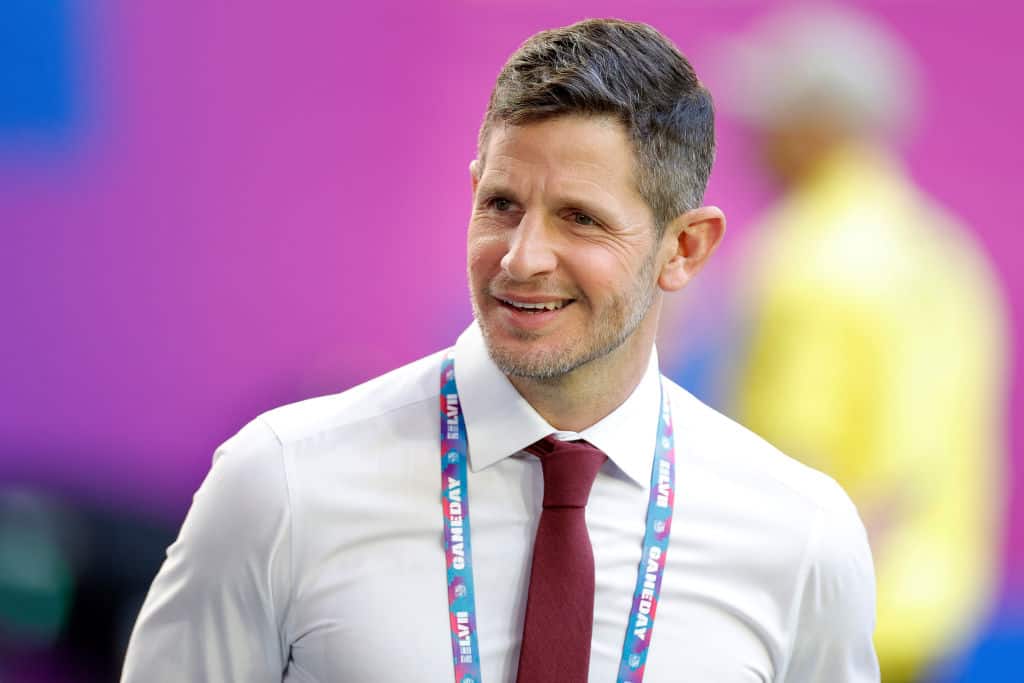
[
  {"xmin": 475, "ymin": 173, "xmax": 520, "ymax": 198},
  {"xmin": 476, "ymin": 163, "xmax": 625, "ymax": 218}
]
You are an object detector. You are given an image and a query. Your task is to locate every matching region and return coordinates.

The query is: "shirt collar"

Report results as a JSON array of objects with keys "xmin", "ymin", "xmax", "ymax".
[{"xmin": 453, "ymin": 322, "xmax": 661, "ymax": 487}]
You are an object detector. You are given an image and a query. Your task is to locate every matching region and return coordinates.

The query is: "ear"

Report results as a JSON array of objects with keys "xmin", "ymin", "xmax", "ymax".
[
  {"xmin": 469, "ymin": 159, "xmax": 482, "ymax": 195},
  {"xmin": 657, "ymin": 206, "xmax": 726, "ymax": 292}
]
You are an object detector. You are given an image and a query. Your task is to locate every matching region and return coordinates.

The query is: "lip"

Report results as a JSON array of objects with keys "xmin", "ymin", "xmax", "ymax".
[
  {"xmin": 492, "ymin": 291, "xmax": 573, "ymax": 306},
  {"xmin": 490, "ymin": 293, "xmax": 575, "ymax": 331},
  {"xmin": 495, "ymin": 295, "xmax": 572, "ymax": 309}
]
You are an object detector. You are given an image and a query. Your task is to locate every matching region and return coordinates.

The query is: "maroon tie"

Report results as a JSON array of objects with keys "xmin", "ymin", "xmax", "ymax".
[{"xmin": 516, "ymin": 436, "xmax": 608, "ymax": 683}]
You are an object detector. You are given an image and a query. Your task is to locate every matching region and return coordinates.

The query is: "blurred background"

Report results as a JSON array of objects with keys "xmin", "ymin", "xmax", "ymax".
[{"xmin": 0, "ymin": 1, "xmax": 1020, "ymax": 680}]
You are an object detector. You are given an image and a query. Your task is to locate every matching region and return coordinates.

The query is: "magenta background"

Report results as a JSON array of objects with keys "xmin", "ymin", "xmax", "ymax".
[{"xmin": 1, "ymin": 0, "xmax": 1021, "ymax": 599}]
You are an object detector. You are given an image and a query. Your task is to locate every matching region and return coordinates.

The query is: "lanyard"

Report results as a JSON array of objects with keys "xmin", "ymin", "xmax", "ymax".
[{"xmin": 440, "ymin": 352, "xmax": 676, "ymax": 683}]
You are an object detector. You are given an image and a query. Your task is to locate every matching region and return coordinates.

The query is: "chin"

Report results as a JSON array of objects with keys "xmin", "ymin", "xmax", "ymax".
[{"xmin": 480, "ymin": 329, "xmax": 580, "ymax": 380}]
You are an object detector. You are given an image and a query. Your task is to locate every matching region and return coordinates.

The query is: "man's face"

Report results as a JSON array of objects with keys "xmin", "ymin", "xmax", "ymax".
[{"xmin": 467, "ymin": 115, "xmax": 664, "ymax": 381}]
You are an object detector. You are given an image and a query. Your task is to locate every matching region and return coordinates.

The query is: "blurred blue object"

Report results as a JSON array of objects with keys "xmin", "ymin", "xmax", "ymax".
[
  {"xmin": 0, "ymin": 491, "xmax": 74, "ymax": 647},
  {"xmin": 0, "ymin": 487, "xmax": 175, "ymax": 681},
  {"xmin": 927, "ymin": 601, "xmax": 1024, "ymax": 682},
  {"xmin": 0, "ymin": 0, "xmax": 75, "ymax": 137}
]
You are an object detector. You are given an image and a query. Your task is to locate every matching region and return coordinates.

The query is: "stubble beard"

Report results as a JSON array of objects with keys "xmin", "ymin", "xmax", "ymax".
[{"xmin": 470, "ymin": 253, "xmax": 659, "ymax": 382}]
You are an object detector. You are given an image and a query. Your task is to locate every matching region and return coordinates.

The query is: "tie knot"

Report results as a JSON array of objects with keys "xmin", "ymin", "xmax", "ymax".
[{"xmin": 525, "ymin": 436, "xmax": 607, "ymax": 508}]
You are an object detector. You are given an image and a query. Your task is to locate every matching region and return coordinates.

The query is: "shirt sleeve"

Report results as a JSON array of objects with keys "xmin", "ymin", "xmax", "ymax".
[
  {"xmin": 120, "ymin": 417, "xmax": 292, "ymax": 682},
  {"xmin": 779, "ymin": 487, "xmax": 880, "ymax": 683}
]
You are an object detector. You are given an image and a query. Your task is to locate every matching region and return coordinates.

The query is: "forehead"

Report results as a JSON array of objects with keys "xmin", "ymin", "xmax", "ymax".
[{"xmin": 478, "ymin": 115, "xmax": 644, "ymax": 205}]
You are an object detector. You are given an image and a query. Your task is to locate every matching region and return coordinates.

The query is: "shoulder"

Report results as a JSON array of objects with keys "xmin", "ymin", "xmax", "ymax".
[
  {"xmin": 250, "ymin": 347, "xmax": 447, "ymax": 450},
  {"xmin": 664, "ymin": 378, "xmax": 857, "ymax": 518},
  {"xmin": 664, "ymin": 377, "xmax": 873, "ymax": 595},
  {"xmin": 203, "ymin": 347, "xmax": 448, "ymax": 510},
  {"xmin": 663, "ymin": 379, "xmax": 876, "ymax": 671}
]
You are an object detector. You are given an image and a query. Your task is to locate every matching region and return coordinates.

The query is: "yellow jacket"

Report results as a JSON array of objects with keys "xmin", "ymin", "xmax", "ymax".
[{"xmin": 733, "ymin": 146, "xmax": 1008, "ymax": 680}]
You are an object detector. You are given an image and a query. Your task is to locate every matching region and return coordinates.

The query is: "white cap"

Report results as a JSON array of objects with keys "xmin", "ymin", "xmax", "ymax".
[{"xmin": 712, "ymin": 5, "xmax": 921, "ymax": 136}]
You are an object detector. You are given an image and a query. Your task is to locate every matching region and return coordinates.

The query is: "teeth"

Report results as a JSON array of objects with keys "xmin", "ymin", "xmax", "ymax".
[{"xmin": 504, "ymin": 299, "xmax": 567, "ymax": 311}]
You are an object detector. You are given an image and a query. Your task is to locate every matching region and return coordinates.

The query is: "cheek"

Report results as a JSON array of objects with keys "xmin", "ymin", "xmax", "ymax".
[
  {"xmin": 467, "ymin": 233, "xmax": 508, "ymax": 278},
  {"xmin": 573, "ymin": 251, "xmax": 634, "ymax": 293}
]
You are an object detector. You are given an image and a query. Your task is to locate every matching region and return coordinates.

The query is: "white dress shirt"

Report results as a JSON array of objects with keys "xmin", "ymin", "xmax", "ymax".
[{"xmin": 122, "ymin": 323, "xmax": 879, "ymax": 682}]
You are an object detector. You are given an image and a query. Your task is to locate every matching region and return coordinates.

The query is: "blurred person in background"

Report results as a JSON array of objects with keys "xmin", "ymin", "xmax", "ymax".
[{"xmin": 711, "ymin": 7, "xmax": 1010, "ymax": 683}]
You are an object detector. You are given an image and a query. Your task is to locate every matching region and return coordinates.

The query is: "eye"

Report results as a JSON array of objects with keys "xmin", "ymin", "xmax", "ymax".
[
  {"xmin": 490, "ymin": 197, "xmax": 513, "ymax": 212},
  {"xmin": 571, "ymin": 212, "xmax": 598, "ymax": 227}
]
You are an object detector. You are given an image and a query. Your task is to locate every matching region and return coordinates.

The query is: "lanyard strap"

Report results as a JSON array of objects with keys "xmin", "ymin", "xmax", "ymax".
[{"xmin": 440, "ymin": 352, "xmax": 676, "ymax": 683}]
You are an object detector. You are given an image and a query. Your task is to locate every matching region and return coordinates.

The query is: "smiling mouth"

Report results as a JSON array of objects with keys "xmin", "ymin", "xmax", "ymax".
[{"xmin": 496, "ymin": 296, "xmax": 574, "ymax": 312}]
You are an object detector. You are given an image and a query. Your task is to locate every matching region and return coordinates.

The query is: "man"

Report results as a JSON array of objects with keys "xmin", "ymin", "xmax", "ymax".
[
  {"xmin": 706, "ymin": 8, "xmax": 1009, "ymax": 682},
  {"xmin": 122, "ymin": 19, "xmax": 878, "ymax": 682}
]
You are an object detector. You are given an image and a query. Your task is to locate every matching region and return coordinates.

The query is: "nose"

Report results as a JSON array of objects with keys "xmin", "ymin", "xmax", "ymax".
[{"xmin": 500, "ymin": 212, "xmax": 558, "ymax": 281}]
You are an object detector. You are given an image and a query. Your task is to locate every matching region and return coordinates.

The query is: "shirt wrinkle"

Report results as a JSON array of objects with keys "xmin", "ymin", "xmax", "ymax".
[{"xmin": 256, "ymin": 416, "xmax": 295, "ymax": 665}]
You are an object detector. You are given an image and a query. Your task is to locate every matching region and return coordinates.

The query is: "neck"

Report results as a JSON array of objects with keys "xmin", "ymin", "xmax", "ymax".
[{"xmin": 508, "ymin": 321, "xmax": 658, "ymax": 433}]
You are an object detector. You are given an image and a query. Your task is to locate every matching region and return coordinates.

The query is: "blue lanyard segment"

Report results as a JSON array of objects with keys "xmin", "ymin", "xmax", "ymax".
[{"xmin": 440, "ymin": 352, "xmax": 676, "ymax": 683}]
